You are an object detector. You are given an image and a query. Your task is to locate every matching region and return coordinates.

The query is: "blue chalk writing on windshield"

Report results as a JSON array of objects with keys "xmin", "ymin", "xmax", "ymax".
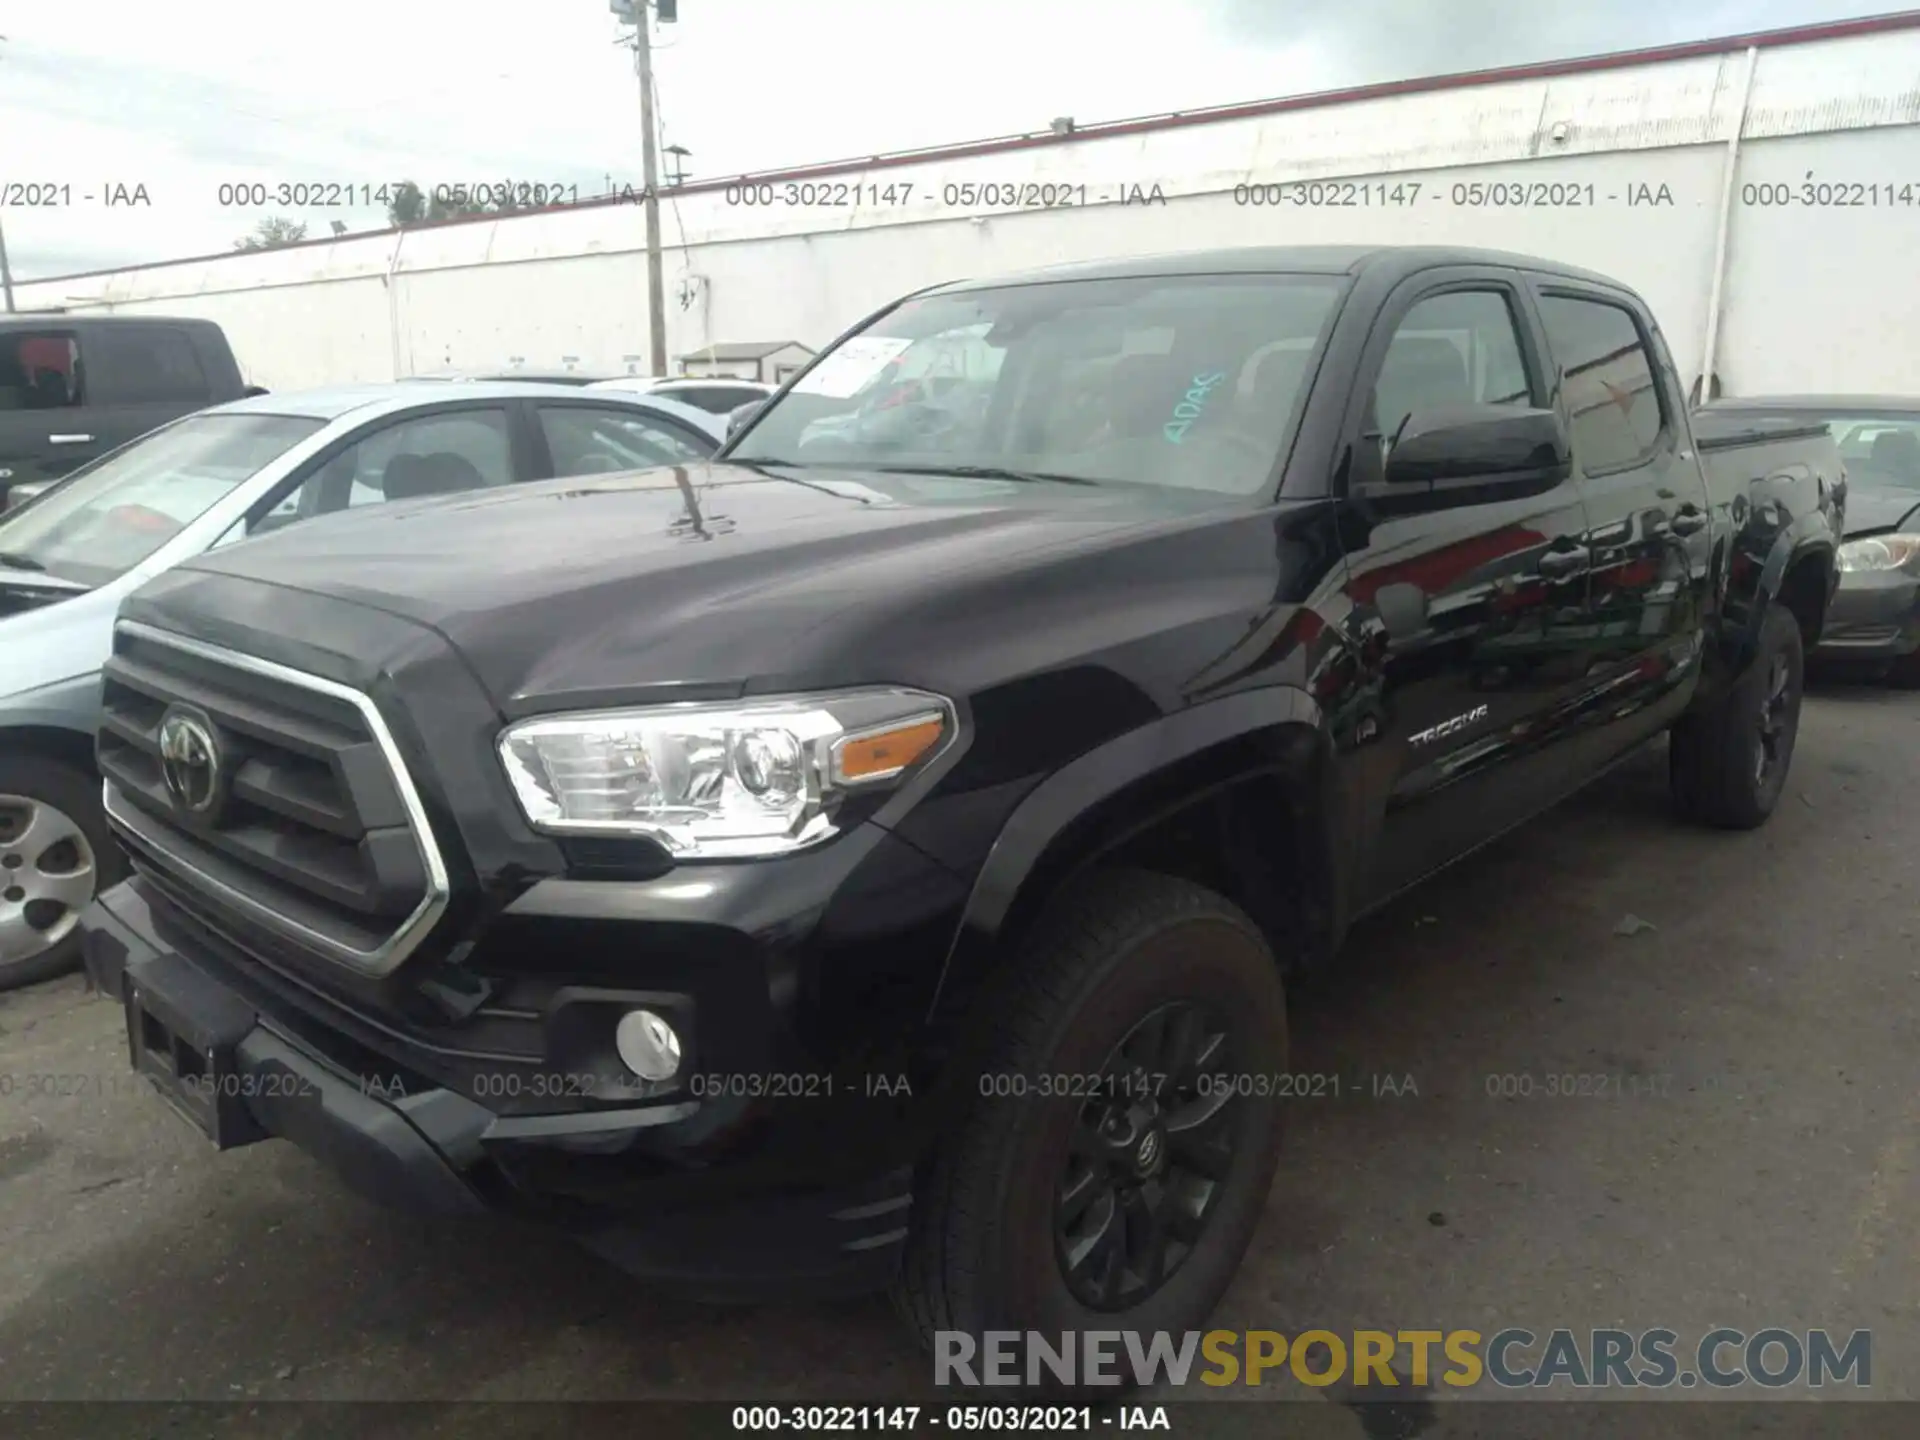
[{"xmin": 1163, "ymin": 371, "xmax": 1228, "ymax": 444}]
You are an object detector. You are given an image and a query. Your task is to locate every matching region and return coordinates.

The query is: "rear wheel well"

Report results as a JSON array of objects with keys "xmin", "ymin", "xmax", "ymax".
[
  {"xmin": 0, "ymin": 726, "xmax": 97, "ymax": 781},
  {"xmin": 1775, "ymin": 551, "xmax": 1831, "ymax": 649}
]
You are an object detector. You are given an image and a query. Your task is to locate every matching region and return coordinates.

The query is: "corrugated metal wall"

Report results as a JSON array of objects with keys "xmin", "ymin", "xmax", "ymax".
[{"xmin": 18, "ymin": 22, "xmax": 1920, "ymax": 397}]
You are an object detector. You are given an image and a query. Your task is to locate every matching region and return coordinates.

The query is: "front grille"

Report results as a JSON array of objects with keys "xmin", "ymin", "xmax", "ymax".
[{"xmin": 98, "ymin": 620, "xmax": 449, "ymax": 977}]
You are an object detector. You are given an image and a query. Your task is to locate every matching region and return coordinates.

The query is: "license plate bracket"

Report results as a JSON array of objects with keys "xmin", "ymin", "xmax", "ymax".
[{"xmin": 123, "ymin": 952, "xmax": 268, "ymax": 1150}]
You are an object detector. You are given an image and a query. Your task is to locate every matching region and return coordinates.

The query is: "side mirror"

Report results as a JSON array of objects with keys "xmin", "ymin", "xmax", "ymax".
[
  {"xmin": 1384, "ymin": 404, "xmax": 1569, "ymax": 488},
  {"xmin": 726, "ymin": 399, "xmax": 765, "ymax": 438}
]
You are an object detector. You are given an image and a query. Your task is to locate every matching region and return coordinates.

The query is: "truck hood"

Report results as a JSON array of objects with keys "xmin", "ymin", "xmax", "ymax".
[
  {"xmin": 148, "ymin": 461, "xmax": 1218, "ymax": 711},
  {"xmin": 1842, "ymin": 486, "xmax": 1920, "ymax": 537}
]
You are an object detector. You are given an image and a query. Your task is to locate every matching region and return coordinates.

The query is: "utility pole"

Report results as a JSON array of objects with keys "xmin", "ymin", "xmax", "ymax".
[
  {"xmin": 0, "ymin": 216, "xmax": 15, "ymax": 314},
  {"xmin": 637, "ymin": 14, "xmax": 667, "ymax": 377},
  {"xmin": 612, "ymin": 0, "xmax": 670, "ymax": 377},
  {"xmin": 0, "ymin": 37, "xmax": 14, "ymax": 311}
]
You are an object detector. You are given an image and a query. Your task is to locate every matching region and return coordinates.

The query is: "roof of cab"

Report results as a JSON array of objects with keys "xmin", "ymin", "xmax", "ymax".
[
  {"xmin": 0, "ymin": 312, "xmax": 226, "ymax": 330},
  {"xmin": 925, "ymin": 244, "xmax": 1629, "ymax": 294}
]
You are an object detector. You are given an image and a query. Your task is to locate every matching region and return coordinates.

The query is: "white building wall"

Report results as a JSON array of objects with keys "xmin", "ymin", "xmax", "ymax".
[{"xmin": 18, "ymin": 23, "xmax": 1920, "ymax": 398}]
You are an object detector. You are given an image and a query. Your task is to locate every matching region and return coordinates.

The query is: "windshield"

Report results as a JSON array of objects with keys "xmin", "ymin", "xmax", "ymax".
[
  {"xmin": 1713, "ymin": 410, "xmax": 1920, "ymax": 493},
  {"xmin": 727, "ymin": 273, "xmax": 1346, "ymax": 495},
  {"xmin": 0, "ymin": 412, "xmax": 324, "ymax": 588}
]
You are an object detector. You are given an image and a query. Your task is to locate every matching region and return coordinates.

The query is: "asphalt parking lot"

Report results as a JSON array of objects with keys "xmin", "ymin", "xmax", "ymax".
[{"xmin": 2, "ymin": 682, "xmax": 1918, "ymax": 1434}]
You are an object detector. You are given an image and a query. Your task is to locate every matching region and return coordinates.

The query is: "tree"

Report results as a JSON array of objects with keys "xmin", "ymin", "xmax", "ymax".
[
  {"xmin": 387, "ymin": 179, "xmax": 527, "ymax": 227},
  {"xmin": 234, "ymin": 216, "xmax": 308, "ymax": 250},
  {"xmin": 387, "ymin": 181, "xmax": 428, "ymax": 227}
]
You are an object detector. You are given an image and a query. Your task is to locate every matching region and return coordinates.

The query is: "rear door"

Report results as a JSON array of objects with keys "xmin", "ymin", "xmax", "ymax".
[
  {"xmin": 235, "ymin": 402, "xmax": 521, "ymax": 539},
  {"xmin": 1524, "ymin": 282, "xmax": 1712, "ymax": 755},
  {"xmin": 1332, "ymin": 265, "xmax": 1598, "ymax": 906},
  {"xmin": 81, "ymin": 322, "xmax": 221, "ymax": 462},
  {"xmin": 186, "ymin": 323, "xmax": 248, "ymax": 400},
  {"xmin": 0, "ymin": 324, "xmax": 93, "ymax": 505}
]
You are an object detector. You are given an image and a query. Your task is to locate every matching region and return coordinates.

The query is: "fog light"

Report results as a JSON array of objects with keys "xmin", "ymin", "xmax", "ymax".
[{"xmin": 614, "ymin": 1009, "xmax": 682, "ymax": 1082}]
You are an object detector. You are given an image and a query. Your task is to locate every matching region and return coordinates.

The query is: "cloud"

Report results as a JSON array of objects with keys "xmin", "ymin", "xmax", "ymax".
[
  {"xmin": 1197, "ymin": 0, "xmax": 1882, "ymax": 81},
  {"xmin": 0, "ymin": 0, "xmax": 1894, "ymax": 280}
]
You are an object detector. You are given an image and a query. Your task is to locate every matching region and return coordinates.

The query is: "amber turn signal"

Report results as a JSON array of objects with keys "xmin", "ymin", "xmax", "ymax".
[{"xmin": 833, "ymin": 717, "xmax": 945, "ymax": 782}]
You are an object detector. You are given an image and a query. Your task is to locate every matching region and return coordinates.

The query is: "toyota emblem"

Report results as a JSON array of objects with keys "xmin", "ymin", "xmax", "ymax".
[{"xmin": 158, "ymin": 707, "xmax": 223, "ymax": 817}]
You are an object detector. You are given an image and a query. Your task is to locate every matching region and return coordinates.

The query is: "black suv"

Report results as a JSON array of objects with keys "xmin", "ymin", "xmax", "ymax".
[{"xmin": 79, "ymin": 246, "xmax": 1840, "ymax": 1349}]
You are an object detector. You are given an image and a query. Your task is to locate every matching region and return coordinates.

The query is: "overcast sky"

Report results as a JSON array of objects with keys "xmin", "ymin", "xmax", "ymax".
[{"xmin": 0, "ymin": 0, "xmax": 1893, "ymax": 282}]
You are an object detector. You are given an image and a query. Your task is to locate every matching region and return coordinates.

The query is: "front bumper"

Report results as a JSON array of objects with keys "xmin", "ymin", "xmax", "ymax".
[
  {"xmin": 80, "ymin": 878, "xmax": 915, "ymax": 1300},
  {"xmin": 1813, "ymin": 567, "xmax": 1920, "ymax": 662}
]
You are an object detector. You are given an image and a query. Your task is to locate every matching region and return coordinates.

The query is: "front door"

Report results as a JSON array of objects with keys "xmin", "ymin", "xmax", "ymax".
[{"xmin": 1331, "ymin": 269, "xmax": 1598, "ymax": 908}]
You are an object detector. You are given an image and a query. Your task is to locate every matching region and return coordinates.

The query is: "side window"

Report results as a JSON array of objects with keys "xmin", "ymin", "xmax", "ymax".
[
  {"xmin": 1372, "ymin": 290, "xmax": 1531, "ymax": 439},
  {"xmin": 87, "ymin": 327, "xmax": 211, "ymax": 406},
  {"xmin": 1536, "ymin": 294, "xmax": 1664, "ymax": 471},
  {"xmin": 254, "ymin": 407, "xmax": 512, "ymax": 532},
  {"xmin": 662, "ymin": 386, "xmax": 751, "ymax": 415},
  {"xmin": 706, "ymin": 386, "xmax": 772, "ymax": 414},
  {"xmin": 539, "ymin": 405, "xmax": 709, "ymax": 475},
  {"xmin": 0, "ymin": 331, "xmax": 84, "ymax": 411}
]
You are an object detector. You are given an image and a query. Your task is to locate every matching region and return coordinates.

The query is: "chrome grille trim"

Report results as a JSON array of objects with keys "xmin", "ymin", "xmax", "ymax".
[{"xmin": 102, "ymin": 619, "xmax": 451, "ymax": 978}]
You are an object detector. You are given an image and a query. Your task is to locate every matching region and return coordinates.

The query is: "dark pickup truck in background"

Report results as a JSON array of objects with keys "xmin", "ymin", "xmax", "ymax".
[
  {"xmin": 0, "ymin": 314, "xmax": 254, "ymax": 511},
  {"xmin": 77, "ymin": 245, "xmax": 1840, "ymax": 1355}
]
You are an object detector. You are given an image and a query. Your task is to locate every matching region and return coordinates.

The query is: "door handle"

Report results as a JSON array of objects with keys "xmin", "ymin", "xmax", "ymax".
[
  {"xmin": 48, "ymin": 433, "xmax": 95, "ymax": 445},
  {"xmin": 1670, "ymin": 509, "xmax": 1707, "ymax": 536},
  {"xmin": 1538, "ymin": 547, "xmax": 1591, "ymax": 578}
]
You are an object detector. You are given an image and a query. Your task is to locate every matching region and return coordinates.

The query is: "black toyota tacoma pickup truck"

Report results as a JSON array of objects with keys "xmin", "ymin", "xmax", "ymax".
[{"xmin": 78, "ymin": 246, "xmax": 1842, "ymax": 1349}]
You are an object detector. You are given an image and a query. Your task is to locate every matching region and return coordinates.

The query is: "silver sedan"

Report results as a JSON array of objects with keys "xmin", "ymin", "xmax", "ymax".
[{"xmin": 0, "ymin": 381, "xmax": 722, "ymax": 989}]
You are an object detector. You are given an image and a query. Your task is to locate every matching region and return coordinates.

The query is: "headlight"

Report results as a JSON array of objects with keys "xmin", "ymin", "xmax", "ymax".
[
  {"xmin": 497, "ymin": 688, "xmax": 954, "ymax": 857},
  {"xmin": 1837, "ymin": 534, "xmax": 1920, "ymax": 574}
]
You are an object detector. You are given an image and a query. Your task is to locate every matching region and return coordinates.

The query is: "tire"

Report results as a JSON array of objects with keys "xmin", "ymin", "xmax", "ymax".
[
  {"xmin": 1669, "ymin": 603, "xmax": 1804, "ymax": 829},
  {"xmin": 0, "ymin": 755, "xmax": 123, "ymax": 992},
  {"xmin": 891, "ymin": 869, "xmax": 1287, "ymax": 1380}
]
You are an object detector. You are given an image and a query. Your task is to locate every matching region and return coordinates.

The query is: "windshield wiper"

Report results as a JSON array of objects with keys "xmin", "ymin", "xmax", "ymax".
[
  {"xmin": 864, "ymin": 463, "xmax": 1101, "ymax": 487},
  {"xmin": 0, "ymin": 553, "xmax": 88, "ymax": 590}
]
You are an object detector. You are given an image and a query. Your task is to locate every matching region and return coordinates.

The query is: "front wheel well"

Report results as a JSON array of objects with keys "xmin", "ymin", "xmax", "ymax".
[{"xmin": 950, "ymin": 727, "xmax": 1339, "ymax": 1038}]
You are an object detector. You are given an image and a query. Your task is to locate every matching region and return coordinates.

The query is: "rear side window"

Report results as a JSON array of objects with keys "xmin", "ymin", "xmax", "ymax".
[
  {"xmin": 88, "ymin": 327, "xmax": 212, "ymax": 406},
  {"xmin": 0, "ymin": 330, "xmax": 84, "ymax": 410},
  {"xmin": 1537, "ymin": 295, "xmax": 1664, "ymax": 471},
  {"xmin": 253, "ymin": 407, "xmax": 514, "ymax": 531},
  {"xmin": 657, "ymin": 386, "xmax": 751, "ymax": 414},
  {"xmin": 538, "ymin": 404, "xmax": 711, "ymax": 473}
]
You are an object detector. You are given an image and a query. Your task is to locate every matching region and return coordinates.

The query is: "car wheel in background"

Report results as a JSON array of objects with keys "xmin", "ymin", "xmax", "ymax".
[
  {"xmin": 1883, "ymin": 648, "xmax": 1920, "ymax": 688},
  {"xmin": 0, "ymin": 756, "xmax": 124, "ymax": 991}
]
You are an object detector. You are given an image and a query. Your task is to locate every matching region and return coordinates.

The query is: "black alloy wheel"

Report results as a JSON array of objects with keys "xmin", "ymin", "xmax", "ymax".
[
  {"xmin": 1055, "ymin": 1001, "xmax": 1237, "ymax": 1310},
  {"xmin": 1754, "ymin": 648, "xmax": 1796, "ymax": 788}
]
